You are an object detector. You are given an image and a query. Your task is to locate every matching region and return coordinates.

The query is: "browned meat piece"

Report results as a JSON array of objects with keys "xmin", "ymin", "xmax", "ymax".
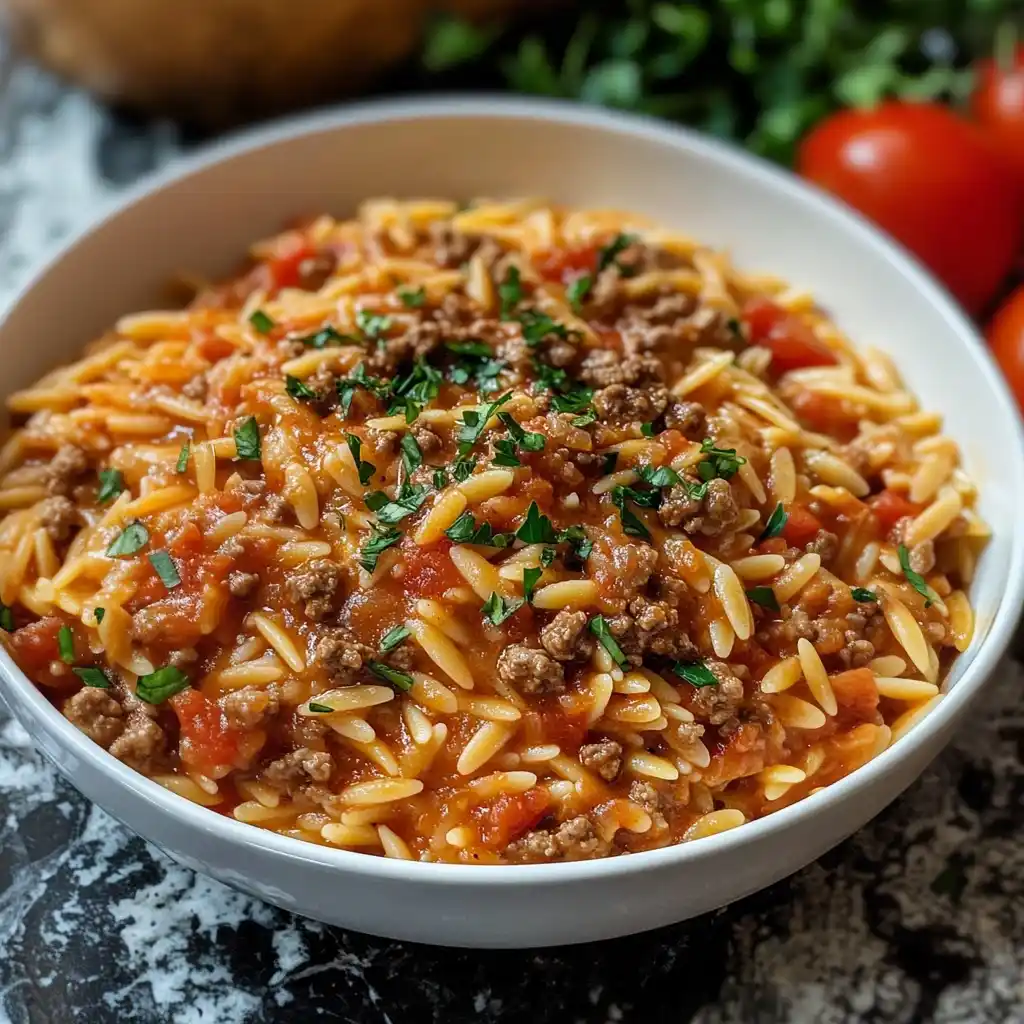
[
  {"xmin": 579, "ymin": 739, "xmax": 624, "ymax": 781},
  {"xmin": 295, "ymin": 251, "xmax": 336, "ymax": 291},
  {"xmin": 368, "ymin": 428, "xmax": 399, "ymax": 458},
  {"xmin": 806, "ymin": 529, "xmax": 839, "ymax": 563},
  {"xmin": 412, "ymin": 424, "xmax": 444, "ymax": 459},
  {"xmin": 261, "ymin": 494, "xmax": 290, "ymax": 524},
  {"xmin": 542, "ymin": 448, "xmax": 585, "ymax": 488},
  {"xmin": 659, "ymin": 477, "xmax": 740, "ymax": 537},
  {"xmin": 838, "ymin": 633, "xmax": 875, "ymax": 668},
  {"xmin": 38, "ymin": 495, "xmax": 79, "ymax": 542},
  {"xmin": 576, "ymin": 349, "xmax": 663, "ymax": 389},
  {"xmin": 428, "ymin": 222, "xmax": 477, "ymax": 269},
  {"xmin": 366, "ymin": 320, "xmax": 444, "ymax": 376},
  {"xmin": 46, "ymin": 444, "xmax": 89, "ymax": 496},
  {"xmin": 663, "ymin": 400, "xmax": 706, "ymax": 439},
  {"xmin": 261, "ymin": 747, "xmax": 334, "ymax": 793},
  {"xmin": 181, "ymin": 374, "xmax": 208, "ymax": 401},
  {"xmin": 286, "ymin": 559, "xmax": 344, "ymax": 620},
  {"xmin": 495, "ymin": 643, "xmax": 565, "ymax": 695},
  {"xmin": 108, "ymin": 712, "xmax": 167, "ymax": 774},
  {"xmin": 315, "ymin": 628, "xmax": 374, "ymax": 685},
  {"xmin": 688, "ymin": 661, "xmax": 745, "ymax": 731},
  {"xmin": 606, "ymin": 599, "xmax": 699, "ymax": 665},
  {"xmin": 220, "ymin": 685, "xmax": 280, "ymax": 729},
  {"xmin": 506, "ymin": 815, "xmax": 609, "ymax": 863},
  {"xmin": 218, "ymin": 537, "xmax": 245, "ymax": 560},
  {"xmin": 539, "ymin": 610, "xmax": 592, "ymax": 662},
  {"xmin": 591, "ymin": 383, "xmax": 669, "ymax": 425},
  {"xmin": 628, "ymin": 780, "xmax": 667, "ymax": 815},
  {"xmin": 545, "ymin": 338, "xmax": 577, "ymax": 367},
  {"xmin": 588, "ymin": 540, "xmax": 658, "ymax": 612},
  {"xmin": 621, "ymin": 300, "xmax": 736, "ymax": 355},
  {"xmin": 63, "ymin": 687, "xmax": 125, "ymax": 747},
  {"xmin": 227, "ymin": 571, "xmax": 259, "ymax": 598}
]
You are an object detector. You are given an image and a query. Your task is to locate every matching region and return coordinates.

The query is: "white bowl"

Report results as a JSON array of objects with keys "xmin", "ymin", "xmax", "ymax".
[{"xmin": 1, "ymin": 97, "xmax": 1022, "ymax": 949}]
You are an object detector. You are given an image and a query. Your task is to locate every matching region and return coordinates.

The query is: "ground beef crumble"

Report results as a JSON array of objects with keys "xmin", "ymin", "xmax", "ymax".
[
  {"xmin": 38, "ymin": 495, "xmax": 79, "ymax": 542},
  {"xmin": 261, "ymin": 747, "xmax": 334, "ymax": 793},
  {"xmin": 63, "ymin": 687, "xmax": 125, "ymax": 747},
  {"xmin": 539, "ymin": 610, "xmax": 592, "ymax": 662},
  {"xmin": 506, "ymin": 815, "xmax": 609, "ymax": 863},
  {"xmin": 659, "ymin": 477, "xmax": 740, "ymax": 537},
  {"xmin": 579, "ymin": 739, "xmax": 624, "ymax": 781},
  {"xmin": 315, "ymin": 628, "xmax": 374, "ymax": 686},
  {"xmin": 495, "ymin": 643, "xmax": 565, "ymax": 695},
  {"xmin": 220, "ymin": 684, "xmax": 279, "ymax": 729},
  {"xmin": 45, "ymin": 445, "xmax": 89, "ymax": 496},
  {"xmin": 286, "ymin": 559, "xmax": 344, "ymax": 621}
]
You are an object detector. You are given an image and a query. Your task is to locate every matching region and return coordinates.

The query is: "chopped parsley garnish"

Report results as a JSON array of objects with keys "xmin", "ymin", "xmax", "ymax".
[
  {"xmin": 566, "ymin": 275, "xmax": 592, "ymax": 313},
  {"xmin": 610, "ymin": 486, "xmax": 655, "ymax": 540},
  {"xmin": 136, "ymin": 665, "xmax": 191, "ymax": 704},
  {"xmin": 457, "ymin": 392, "xmax": 512, "ymax": 455},
  {"xmin": 482, "ymin": 591, "xmax": 524, "ymax": 626},
  {"xmin": 515, "ymin": 501, "xmax": 556, "ymax": 544},
  {"xmin": 640, "ymin": 422, "xmax": 655, "ymax": 437},
  {"xmin": 57, "ymin": 625, "xmax": 74, "ymax": 665},
  {"xmin": 365, "ymin": 481, "xmax": 428, "ymax": 524},
  {"xmin": 446, "ymin": 341, "xmax": 506, "ymax": 394},
  {"xmin": 589, "ymin": 614, "xmax": 627, "ymax": 667},
  {"xmin": 557, "ymin": 525, "xmax": 593, "ymax": 562},
  {"xmin": 96, "ymin": 469, "xmax": 125, "ymax": 504},
  {"xmin": 368, "ymin": 661, "xmax": 414, "ymax": 691},
  {"xmin": 73, "ymin": 666, "xmax": 110, "ymax": 688},
  {"xmin": 494, "ymin": 412, "xmax": 545, "ymax": 465},
  {"xmin": 697, "ymin": 439, "xmax": 746, "ymax": 481},
  {"xmin": 0, "ymin": 605, "xmax": 14, "ymax": 631},
  {"xmin": 518, "ymin": 309, "xmax": 572, "ymax": 347},
  {"xmin": 308, "ymin": 702, "xmax": 334, "ymax": 713},
  {"xmin": 746, "ymin": 586, "xmax": 780, "ymax": 612},
  {"xmin": 94, "ymin": 608, "xmax": 105, "ymax": 624},
  {"xmin": 298, "ymin": 325, "xmax": 347, "ymax": 349},
  {"xmin": 432, "ymin": 467, "xmax": 449, "ymax": 490},
  {"xmin": 359, "ymin": 523, "xmax": 401, "ymax": 572},
  {"xmin": 851, "ymin": 587, "xmax": 878, "ymax": 603},
  {"xmin": 522, "ymin": 566, "xmax": 542, "ymax": 604},
  {"xmin": 345, "ymin": 434, "xmax": 377, "ymax": 486},
  {"xmin": 597, "ymin": 233, "xmax": 638, "ymax": 273},
  {"xmin": 673, "ymin": 660, "xmax": 719, "ymax": 688},
  {"xmin": 389, "ymin": 358, "xmax": 442, "ymax": 422},
  {"xmin": 571, "ymin": 411, "xmax": 597, "ymax": 428},
  {"xmin": 336, "ymin": 363, "xmax": 390, "ymax": 417},
  {"xmin": 398, "ymin": 285, "xmax": 426, "ymax": 308},
  {"xmin": 727, "ymin": 317, "xmax": 744, "ymax": 340},
  {"xmin": 491, "ymin": 440, "xmax": 523, "ymax": 468},
  {"xmin": 639, "ymin": 464, "xmax": 682, "ymax": 489},
  {"xmin": 234, "ymin": 417, "xmax": 261, "ymax": 461},
  {"xmin": 759, "ymin": 502, "xmax": 788, "ymax": 542},
  {"xmin": 400, "ymin": 433, "xmax": 422, "ymax": 479},
  {"xmin": 602, "ymin": 452, "xmax": 619, "ymax": 475},
  {"xmin": 106, "ymin": 521, "xmax": 149, "ymax": 558},
  {"xmin": 356, "ymin": 309, "xmax": 393, "ymax": 342},
  {"xmin": 285, "ymin": 375, "xmax": 318, "ymax": 401},
  {"xmin": 148, "ymin": 550, "xmax": 181, "ymax": 590},
  {"xmin": 539, "ymin": 547, "xmax": 557, "ymax": 568},
  {"xmin": 898, "ymin": 544, "xmax": 934, "ymax": 608},
  {"xmin": 175, "ymin": 442, "xmax": 190, "ymax": 474},
  {"xmin": 379, "ymin": 625, "xmax": 411, "ymax": 652},
  {"xmin": 498, "ymin": 265, "xmax": 523, "ymax": 319},
  {"xmin": 550, "ymin": 385, "xmax": 595, "ymax": 416},
  {"xmin": 248, "ymin": 310, "xmax": 275, "ymax": 334},
  {"xmin": 445, "ymin": 511, "xmax": 512, "ymax": 547},
  {"xmin": 452, "ymin": 457, "xmax": 477, "ymax": 483}
]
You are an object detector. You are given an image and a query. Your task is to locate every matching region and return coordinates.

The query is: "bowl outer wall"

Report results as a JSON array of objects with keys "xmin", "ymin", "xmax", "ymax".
[{"xmin": 0, "ymin": 96, "xmax": 1021, "ymax": 947}]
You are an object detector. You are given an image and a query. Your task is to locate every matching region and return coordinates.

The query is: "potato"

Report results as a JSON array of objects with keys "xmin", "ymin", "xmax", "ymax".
[{"xmin": 2, "ymin": 0, "xmax": 551, "ymax": 125}]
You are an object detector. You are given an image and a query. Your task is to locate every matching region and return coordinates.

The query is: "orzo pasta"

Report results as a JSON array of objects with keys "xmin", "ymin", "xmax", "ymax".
[{"xmin": 0, "ymin": 198, "xmax": 986, "ymax": 863}]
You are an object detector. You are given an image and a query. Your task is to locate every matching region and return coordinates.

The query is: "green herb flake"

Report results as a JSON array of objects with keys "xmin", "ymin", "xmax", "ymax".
[
  {"xmin": 445, "ymin": 511, "xmax": 511, "ymax": 548},
  {"xmin": 898, "ymin": 544, "xmax": 934, "ymax": 608},
  {"xmin": 572, "ymin": 411, "xmax": 597, "ymax": 428},
  {"xmin": 432, "ymin": 467, "xmax": 449, "ymax": 490},
  {"xmin": 398, "ymin": 285, "xmax": 427, "ymax": 308},
  {"xmin": 698, "ymin": 438, "xmax": 746, "ymax": 480},
  {"xmin": 482, "ymin": 591, "xmax": 524, "ymax": 626},
  {"xmin": 336, "ymin": 363, "xmax": 390, "ymax": 417},
  {"xmin": 491, "ymin": 441, "xmax": 522, "ymax": 468},
  {"xmin": 589, "ymin": 614, "xmax": 627, "ymax": 667},
  {"xmin": 452, "ymin": 457, "xmax": 477, "ymax": 483},
  {"xmin": 148, "ymin": 550, "xmax": 181, "ymax": 590},
  {"xmin": 346, "ymin": 434, "xmax": 377, "ymax": 487},
  {"xmin": 597, "ymin": 233, "xmax": 638, "ymax": 273},
  {"xmin": 73, "ymin": 666, "xmax": 110, "ymax": 689},
  {"xmin": 673, "ymin": 660, "xmax": 719, "ymax": 688},
  {"xmin": 549, "ymin": 385, "xmax": 595, "ymax": 416},
  {"xmin": 518, "ymin": 309, "xmax": 572, "ymax": 347},
  {"xmin": 746, "ymin": 586, "xmax": 780, "ymax": 612},
  {"xmin": 539, "ymin": 547, "xmax": 557, "ymax": 568},
  {"xmin": 379, "ymin": 625, "xmax": 411, "ymax": 653},
  {"xmin": 359, "ymin": 523, "xmax": 402, "ymax": 573},
  {"xmin": 285, "ymin": 375, "xmax": 318, "ymax": 401},
  {"xmin": 400, "ymin": 433, "xmax": 423, "ymax": 480},
  {"xmin": 368, "ymin": 661, "xmax": 414, "ymax": 691},
  {"xmin": 851, "ymin": 587, "xmax": 878, "ymax": 603},
  {"xmin": 522, "ymin": 565, "xmax": 543, "ymax": 604},
  {"xmin": 566, "ymin": 275, "xmax": 593, "ymax": 313},
  {"xmin": 640, "ymin": 422, "xmax": 655, "ymax": 437},
  {"xmin": 498, "ymin": 265, "xmax": 523, "ymax": 319},
  {"xmin": 356, "ymin": 309, "xmax": 393, "ymax": 341},
  {"xmin": 515, "ymin": 501, "xmax": 556, "ymax": 544},
  {"xmin": 0, "ymin": 605, "xmax": 14, "ymax": 631},
  {"xmin": 389, "ymin": 358, "xmax": 443, "ymax": 422},
  {"xmin": 610, "ymin": 486, "xmax": 652, "ymax": 541},
  {"xmin": 365, "ymin": 481, "xmax": 428, "ymax": 524},
  {"xmin": 96, "ymin": 469, "xmax": 125, "ymax": 505},
  {"xmin": 759, "ymin": 502, "xmax": 788, "ymax": 542},
  {"xmin": 233, "ymin": 417, "xmax": 261, "ymax": 461},
  {"xmin": 136, "ymin": 665, "xmax": 191, "ymax": 704},
  {"xmin": 639, "ymin": 464, "xmax": 682, "ymax": 489},
  {"xmin": 175, "ymin": 442, "xmax": 190, "ymax": 474},
  {"xmin": 308, "ymin": 701, "xmax": 334, "ymax": 713},
  {"xmin": 248, "ymin": 310, "xmax": 275, "ymax": 334},
  {"xmin": 601, "ymin": 452, "xmax": 619, "ymax": 475},
  {"xmin": 457, "ymin": 392, "xmax": 512, "ymax": 455},
  {"xmin": 57, "ymin": 625, "xmax": 75, "ymax": 664},
  {"xmin": 94, "ymin": 607, "xmax": 105, "ymax": 624},
  {"xmin": 106, "ymin": 521, "xmax": 149, "ymax": 558},
  {"xmin": 557, "ymin": 524, "xmax": 593, "ymax": 562},
  {"xmin": 299, "ymin": 325, "xmax": 347, "ymax": 349}
]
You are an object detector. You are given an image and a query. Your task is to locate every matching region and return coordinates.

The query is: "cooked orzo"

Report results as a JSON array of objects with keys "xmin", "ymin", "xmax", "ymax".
[{"xmin": 0, "ymin": 198, "xmax": 987, "ymax": 863}]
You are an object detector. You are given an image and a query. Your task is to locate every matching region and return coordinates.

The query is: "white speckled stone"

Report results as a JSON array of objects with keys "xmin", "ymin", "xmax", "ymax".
[{"xmin": 0, "ymin": 58, "xmax": 1020, "ymax": 1024}]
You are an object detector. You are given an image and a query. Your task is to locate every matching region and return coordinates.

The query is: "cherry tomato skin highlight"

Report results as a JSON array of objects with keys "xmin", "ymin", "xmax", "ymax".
[
  {"xmin": 798, "ymin": 102, "xmax": 1023, "ymax": 315},
  {"xmin": 988, "ymin": 286, "xmax": 1024, "ymax": 413}
]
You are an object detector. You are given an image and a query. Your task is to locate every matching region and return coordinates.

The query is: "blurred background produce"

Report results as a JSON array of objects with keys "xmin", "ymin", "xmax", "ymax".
[{"xmin": 1, "ymin": 0, "xmax": 1022, "ymax": 396}]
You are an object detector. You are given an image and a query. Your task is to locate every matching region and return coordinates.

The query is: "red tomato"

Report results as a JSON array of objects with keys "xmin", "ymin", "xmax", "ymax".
[
  {"xmin": 830, "ymin": 668, "xmax": 880, "ymax": 724},
  {"xmin": 172, "ymin": 690, "xmax": 243, "ymax": 774},
  {"xmin": 780, "ymin": 504, "xmax": 822, "ymax": 547},
  {"xmin": 535, "ymin": 245, "xmax": 598, "ymax": 283},
  {"xmin": 267, "ymin": 243, "xmax": 316, "ymax": 291},
  {"xmin": 988, "ymin": 286, "xmax": 1024, "ymax": 412},
  {"xmin": 788, "ymin": 388, "xmax": 858, "ymax": 439},
  {"xmin": 8, "ymin": 617, "xmax": 64, "ymax": 679},
  {"xmin": 474, "ymin": 788, "xmax": 552, "ymax": 848},
  {"xmin": 742, "ymin": 298, "xmax": 838, "ymax": 372},
  {"xmin": 870, "ymin": 489, "xmax": 919, "ymax": 532},
  {"xmin": 798, "ymin": 102, "xmax": 1023, "ymax": 315},
  {"xmin": 973, "ymin": 45, "xmax": 1024, "ymax": 183},
  {"xmin": 400, "ymin": 539, "xmax": 465, "ymax": 599}
]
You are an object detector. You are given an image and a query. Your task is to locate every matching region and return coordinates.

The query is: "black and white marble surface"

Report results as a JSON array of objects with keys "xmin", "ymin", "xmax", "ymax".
[{"xmin": 0, "ymin": 59, "xmax": 1021, "ymax": 1024}]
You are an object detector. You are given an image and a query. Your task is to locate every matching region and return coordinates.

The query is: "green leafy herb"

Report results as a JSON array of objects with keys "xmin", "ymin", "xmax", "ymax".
[
  {"xmin": 851, "ymin": 587, "xmax": 878, "ymax": 603},
  {"xmin": 759, "ymin": 502, "xmax": 788, "ymax": 542},
  {"xmin": 234, "ymin": 417, "xmax": 261, "ymax": 461},
  {"xmin": 572, "ymin": 411, "xmax": 597, "ymax": 428},
  {"xmin": 249, "ymin": 310, "xmax": 275, "ymax": 334},
  {"xmin": 0, "ymin": 605, "xmax": 13, "ymax": 631},
  {"xmin": 493, "ymin": 411, "xmax": 545, "ymax": 465},
  {"xmin": 57, "ymin": 625, "xmax": 74, "ymax": 664},
  {"xmin": 432, "ymin": 467, "xmax": 448, "ymax": 490},
  {"xmin": 389, "ymin": 358, "xmax": 443, "ymax": 422},
  {"xmin": 400, "ymin": 433, "xmax": 422, "ymax": 479},
  {"xmin": 421, "ymin": 15, "xmax": 497, "ymax": 72},
  {"xmin": 96, "ymin": 469, "xmax": 125, "ymax": 504},
  {"xmin": 610, "ymin": 486, "xmax": 653, "ymax": 540},
  {"xmin": 398, "ymin": 285, "xmax": 427, "ymax": 308},
  {"xmin": 566, "ymin": 275, "xmax": 592, "ymax": 313},
  {"xmin": 639, "ymin": 464, "xmax": 682, "ymax": 488},
  {"xmin": 522, "ymin": 565, "xmax": 543, "ymax": 604},
  {"xmin": 727, "ymin": 317, "xmax": 744, "ymax": 340},
  {"xmin": 285, "ymin": 375, "xmax": 318, "ymax": 401},
  {"xmin": 308, "ymin": 702, "xmax": 334, "ymax": 713},
  {"xmin": 597, "ymin": 233, "xmax": 638, "ymax": 273},
  {"xmin": 148, "ymin": 550, "xmax": 181, "ymax": 590},
  {"xmin": 746, "ymin": 586, "xmax": 780, "ymax": 612},
  {"xmin": 365, "ymin": 481, "xmax": 428, "ymax": 524},
  {"xmin": 550, "ymin": 385, "xmax": 594, "ymax": 416},
  {"xmin": 452, "ymin": 457, "xmax": 477, "ymax": 483},
  {"xmin": 356, "ymin": 309, "xmax": 393, "ymax": 341},
  {"xmin": 445, "ymin": 511, "xmax": 511, "ymax": 548},
  {"xmin": 698, "ymin": 438, "xmax": 746, "ymax": 480},
  {"xmin": 491, "ymin": 440, "xmax": 523, "ymax": 468},
  {"xmin": 518, "ymin": 309, "xmax": 572, "ymax": 347},
  {"xmin": 106, "ymin": 521, "xmax": 149, "ymax": 558},
  {"xmin": 73, "ymin": 666, "xmax": 110, "ymax": 688},
  {"xmin": 673, "ymin": 660, "xmax": 719, "ymax": 688},
  {"xmin": 379, "ymin": 625, "xmax": 411, "ymax": 652},
  {"xmin": 336, "ymin": 363, "xmax": 390, "ymax": 417},
  {"xmin": 498, "ymin": 265, "xmax": 523, "ymax": 319},
  {"xmin": 539, "ymin": 546, "xmax": 557, "ymax": 568},
  {"xmin": 557, "ymin": 524, "xmax": 593, "ymax": 562},
  {"xmin": 368, "ymin": 661, "xmax": 414, "ymax": 691},
  {"xmin": 515, "ymin": 501, "xmax": 556, "ymax": 544},
  {"xmin": 94, "ymin": 608, "xmax": 105, "ymax": 624},
  {"xmin": 457, "ymin": 392, "xmax": 512, "ymax": 454},
  {"xmin": 446, "ymin": 341, "xmax": 506, "ymax": 394},
  {"xmin": 482, "ymin": 591, "xmax": 524, "ymax": 626},
  {"xmin": 898, "ymin": 544, "xmax": 934, "ymax": 607},
  {"xmin": 589, "ymin": 614, "xmax": 627, "ymax": 667},
  {"xmin": 345, "ymin": 434, "xmax": 377, "ymax": 486},
  {"xmin": 640, "ymin": 421, "xmax": 655, "ymax": 437},
  {"xmin": 359, "ymin": 523, "xmax": 401, "ymax": 572},
  {"xmin": 136, "ymin": 665, "xmax": 191, "ymax": 704},
  {"xmin": 602, "ymin": 452, "xmax": 619, "ymax": 475},
  {"xmin": 175, "ymin": 442, "xmax": 190, "ymax": 474},
  {"xmin": 298, "ymin": 325, "xmax": 347, "ymax": 349}
]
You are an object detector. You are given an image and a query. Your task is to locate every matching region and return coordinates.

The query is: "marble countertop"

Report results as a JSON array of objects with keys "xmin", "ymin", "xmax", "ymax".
[{"xmin": 0, "ymin": 61, "xmax": 1021, "ymax": 1024}]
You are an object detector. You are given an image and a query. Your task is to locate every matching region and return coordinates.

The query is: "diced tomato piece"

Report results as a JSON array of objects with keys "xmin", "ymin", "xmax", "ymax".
[
  {"xmin": 401, "ymin": 539, "xmax": 465, "ymax": 599},
  {"xmin": 267, "ymin": 243, "xmax": 316, "ymax": 291},
  {"xmin": 870, "ymin": 489, "xmax": 919, "ymax": 532},
  {"xmin": 830, "ymin": 668, "xmax": 880, "ymax": 723},
  {"xmin": 781, "ymin": 504, "xmax": 822, "ymax": 547},
  {"xmin": 474, "ymin": 788, "xmax": 552, "ymax": 848},
  {"xmin": 788, "ymin": 388, "xmax": 858, "ymax": 438},
  {"xmin": 172, "ymin": 689, "xmax": 243, "ymax": 773},
  {"xmin": 535, "ymin": 245, "xmax": 598, "ymax": 283},
  {"xmin": 8, "ymin": 616, "xmax": 64, "ymax": 678},
  {"xmin": 743, "ymin": 297, "xmax": 838, "ymax": 372},
  {"xmin": 194, "ymin": 331, "xmax": 236, "ymax": 363}
]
